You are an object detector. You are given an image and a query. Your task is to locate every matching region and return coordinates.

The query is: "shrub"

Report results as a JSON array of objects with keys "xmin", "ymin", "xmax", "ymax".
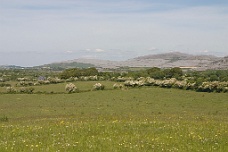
[
  {"xmin": 124, "ymin": 80, "xmax": 138, "ymax": 87},
  {"xmin": 144, "ymin": 77, "xmax": 155, "ymax": 86},
  {"xmin": 47, "ymin": 77, "xmax": 63, "ymax": 84},
  {"xmin": 65, "ymin": 83, "xmax": 77, "ymax": 93},
  {"xmin": 196, "ymin": 81, "xmax": 228, "ymax": 93},
  {"xmin": 160, "ymin": 78, "xmax": 177, "ymax": 88},
  {"xmin": 6, "ymin": 87, "xmax": 17, "ymax": 93},
  {"xmin": 0, "ymin": 115, "xmax": 8, "ymax": 122},
  {"xmin": 66, "ymin": 77, "xmax": 75, "ymax": 82},
  {"xmin": 19, "ymin": 87, "xmax": 35, "ymax": 94},
  {"xmin": 92, "ymin": 83, "xmax": 105, "ymax": 90},
  {"xmin": 113, "ymin": 83, "xmax": 124, "ymax": 89},
  {"xmin": 33, "ymin": 82, "xmax": 41, "ymax": 86},
  {"xmin": 0, "ymin": 83, "xmax": 11, "ymax": 87},
  {"xmin": 38, "ymin": 80, "xmax": 50, "ymax": 85},
  {"xmin": 17, "ymin": 78, "xmax": 28, "ymax": 81},
  {"xmin": 173, "ymin": 80, "xmax": 187, "ymax": 89}
]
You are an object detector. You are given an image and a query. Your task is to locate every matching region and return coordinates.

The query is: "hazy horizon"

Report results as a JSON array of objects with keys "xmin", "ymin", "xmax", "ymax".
[
  {"xmin": 1, "ymin": 0, "xmax": 228, "ymax": 66},
  {"xmin": 0, "ymin": 51, "xmax": 227, "ymax": 68}
]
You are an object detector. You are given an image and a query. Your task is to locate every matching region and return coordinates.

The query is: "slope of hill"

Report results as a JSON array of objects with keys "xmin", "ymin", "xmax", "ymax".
[
  {"xmin": 120, "ymin": 52, "xmax": 221, "ymax": 69},
  {"xmin": 0, "ymin": 65, "xmax": 26, "ymax": 69},
  {"xmin": 71, "ymin": 58, "xmax": 119, "ymax": 69},
  {"xmin": 208, "ymin": 56, "xmax": 228, "ymax": 70},
  {"xmin": 134, "ymin": 52, "xmax": 193, "ymax": 60},
  {"xmin": 37, "ymin": 62, "xmax": 95, "ymax": 70},
  {"xmin": 53, "ymin": 52, "xmax": 225, "ymax": 70},
  {"xmin": 1, "ymin": 52, "xmax": 227, "ymax": 70}
]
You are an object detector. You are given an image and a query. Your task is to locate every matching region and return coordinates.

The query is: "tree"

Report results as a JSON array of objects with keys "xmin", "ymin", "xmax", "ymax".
[
  {"xmin": 59, "ymin": 67, "xmax": 98, "ymax": 79},
  {"xmin": 164, "ymin": 67, "xmax": 183, "ymax": 79},
  {"xmin": 147, "ymin": 67, "xmax": 164, "ymax": 79}
]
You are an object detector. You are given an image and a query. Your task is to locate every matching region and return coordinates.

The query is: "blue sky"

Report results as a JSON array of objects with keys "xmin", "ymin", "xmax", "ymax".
[{"xmin": 0, "ymin": 0, "xmax": 228, "ymax": 66}]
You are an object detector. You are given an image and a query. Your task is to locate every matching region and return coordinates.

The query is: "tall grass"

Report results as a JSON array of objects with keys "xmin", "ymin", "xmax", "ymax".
[{"xmin": 0, "ymin": 86, "xmax": 228, "ymax": 151}]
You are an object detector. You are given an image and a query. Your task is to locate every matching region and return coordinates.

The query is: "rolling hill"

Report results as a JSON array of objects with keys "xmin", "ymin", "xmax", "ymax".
[
  {"xmin": 63, "ymin": 52, "xmax": 225, "ymax": 70},
  {"xmin": 1, "ymin": 52, "xmax": 227, "ymax": 70},
  {"xmin": 208, "ymin": 56, "xmax": 228, "ymax": 70}
]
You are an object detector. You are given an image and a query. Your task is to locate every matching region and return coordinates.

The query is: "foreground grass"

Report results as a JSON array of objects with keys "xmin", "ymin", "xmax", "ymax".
[
  {"xmin": 1, "ymin": 118, "xmax": 228, "ymax": 152},
  {"xmin": 0, "ymin": 87, "xmax": 228, "ymax": 151}
]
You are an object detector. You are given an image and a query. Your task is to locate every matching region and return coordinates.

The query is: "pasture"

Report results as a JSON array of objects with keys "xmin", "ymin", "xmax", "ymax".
[{"xmin": 0, "ymin": 82, "xmax": 228, "ymax": 151}]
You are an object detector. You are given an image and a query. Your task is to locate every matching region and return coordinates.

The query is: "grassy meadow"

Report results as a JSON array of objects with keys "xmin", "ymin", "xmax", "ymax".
[{"xmin": 0, "ymin": 81, "xmax": 228, "ymax": 151}]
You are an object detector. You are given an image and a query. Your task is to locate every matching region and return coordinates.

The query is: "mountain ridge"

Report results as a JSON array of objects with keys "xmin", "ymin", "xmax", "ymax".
[
  {"xmin": 57, "ymin": 52, "xmax": 226, "ymax": 70},
  {"xmin": 1, "ymin": 52, "xmax": 227, "ymax": 70}
]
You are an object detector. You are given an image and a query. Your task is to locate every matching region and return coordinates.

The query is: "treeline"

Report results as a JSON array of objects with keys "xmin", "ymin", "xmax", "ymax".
[
  {"xmin": 125, "ymin": 67, "xmax": 183, "ymax": 80},
  {"xmin": 58, "ymin": 67, "xmax": 183, "ymax": 80},
  {"xmin": 186, "ymin": 70, "xmax": 228, "ymax": 82},
  {"xmin": 59, "ymin": 67, "xmax": 99, "ymax": 79},
  {"xmin": 124, "ymin": 68, "xmax": 228, "ymax": 84},
  {"xmin": 58, "ymin": 67, "xmax": 228, "ymax": 83},
  {"xmin": 1, "ymin": 67, "xmax": 228, "ymax": 93},
  {"xmin": 1, "ymin": 67, "xmax": 228, "ymax": 85},
  {"xmin": 0, "ymin": 69, "xmax": 58, "ymax": 81}
]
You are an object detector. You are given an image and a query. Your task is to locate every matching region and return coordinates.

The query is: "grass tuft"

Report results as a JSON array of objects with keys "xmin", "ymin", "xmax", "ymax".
[{"xmin": 0, "ymin": 115, "xmax": 8, "ymax": 122}]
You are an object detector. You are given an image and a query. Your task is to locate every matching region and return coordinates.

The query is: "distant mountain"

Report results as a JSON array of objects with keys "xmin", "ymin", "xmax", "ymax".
[
  {"xmin": 121, "ymin": 52, "xmax": 221, "ymax": 69},
  {"xmin": 133, "ymin": 52, "xmax": 218, "ymax": 60},
  {"xmin": 0, "ymin": 65, "xmax": 25, "ymax": 69},
  {"xmin": 208, "ymin": 56, "xmax": 228, "ymax": 70},
  {"xmin": 55, "ymin": 52, "xmax": 226, "ymax": 70},
  {"xmin": 0, "ymin": 62, "xmax": 95, "ymax": 70},
  {"xmin": 70, "ymin": 58, "xmax": 120, "ymax": 69},
  {"xmin": 1, "ymin": 52, "xmax": 227, "ymax": 70},
  {"xmin": 133, "ymin": 52, "xmax": 193, "ymax": 60},
  {"xmin": 36, "ymin": 62, "xmax": 95, "ymax": 70}
]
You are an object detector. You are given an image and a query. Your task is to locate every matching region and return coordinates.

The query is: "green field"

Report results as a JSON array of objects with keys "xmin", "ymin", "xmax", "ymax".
[{"xmin": 0, "ymin": 82, "xmax": 228, "ymax": 151}]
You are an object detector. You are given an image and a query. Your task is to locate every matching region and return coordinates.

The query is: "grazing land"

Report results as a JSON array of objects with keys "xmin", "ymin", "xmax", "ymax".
[{"xmin": 0, "ymin": 83, "xmax": 228, "ymax": 151}]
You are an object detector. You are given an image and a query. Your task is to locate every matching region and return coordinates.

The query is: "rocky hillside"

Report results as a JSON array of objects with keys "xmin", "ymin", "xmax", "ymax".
[
  {"xmin": 208, "ymin": 56, "xmax": 228, "ymax": 70},
  {"xmin": 2, "ymin": 52, "xmax": 226, "ymax": 70},
  {"xmin": 36, "ymin": 62, "xmax": 94, "ymax": 70},
  {"xmin": 15, "ymin": 52, "xmax": 225, "ymax": 70},
  {"xmin": 121, "ymin": 52, "xmax": 221, "ymax": 69},
  {"xmin": 69, "ymin": 52, "xmax": 225, "ymax": 70}
]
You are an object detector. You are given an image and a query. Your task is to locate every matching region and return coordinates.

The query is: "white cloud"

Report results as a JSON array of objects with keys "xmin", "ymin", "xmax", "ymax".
[
  {"xmin": 65, "ymin": 50, "xmax": 73, "ymax": 53},
  {"xmin": 192, "ymin": 50, "xmax": 210, "ymax": 54},
  {"xmin": 85, "ymin": 49, "xmax": 91, "ymax": 51},
  {"xmin": 84, "ymin": 49, "xmax": 106, "ymax": 53},
  {"xmin": 95, "ymin": 49, "xmax": 105, "ymax": 53},
  {"xmin": 0, "ymin": 0, "xmax": 228, "ymax": 66},
  {"xmin": 148, "ymin": 47, "xmax": 158, "ymax": 51},
  {"xmin": 202, "ymin": 50, "xmax": 209, "ymax": 53}
]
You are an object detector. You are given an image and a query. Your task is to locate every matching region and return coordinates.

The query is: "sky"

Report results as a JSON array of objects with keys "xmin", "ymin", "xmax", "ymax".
[{"xmin": 0, "ymin": 0, "xmax": 228, "ymax": 66}]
